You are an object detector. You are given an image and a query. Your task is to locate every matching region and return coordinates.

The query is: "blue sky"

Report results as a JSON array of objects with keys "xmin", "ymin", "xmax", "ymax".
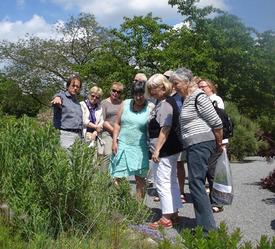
[{"xmin": 0, "ymin": 0, "xmax": 274, "ymax": 42}]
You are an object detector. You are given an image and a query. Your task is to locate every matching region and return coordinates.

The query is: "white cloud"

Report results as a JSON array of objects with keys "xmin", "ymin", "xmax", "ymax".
[
  {"xmin": 0, "ymin": 15, "xmax": 60, "ymax": 42},
  {"xmin": 49, "ymin": 0, "xmax": 230, "ymax": 27},
  {"xmin": 0, "ymin": 0, "xmax": 230, "ymax": 42}
]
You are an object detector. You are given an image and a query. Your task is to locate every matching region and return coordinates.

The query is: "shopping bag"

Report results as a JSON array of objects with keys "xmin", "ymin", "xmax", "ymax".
[{"xmin": 211, "ymin": 148, "xmax": 234, "ymax": 205}]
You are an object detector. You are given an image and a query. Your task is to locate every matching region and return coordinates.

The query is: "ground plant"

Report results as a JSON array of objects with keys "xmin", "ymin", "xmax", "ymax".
[{"xmin": 0, "ymin": 115, "xmax": 274, "ymax": 248}]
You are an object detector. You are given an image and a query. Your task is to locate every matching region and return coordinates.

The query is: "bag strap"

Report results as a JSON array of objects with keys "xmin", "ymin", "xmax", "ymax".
[
  {"xmin": 195, "ymin": 92, "xmax": 207, "ymax": 111},
  {"xmin": 85, "ymin": 101, "xmax": 96, "ymax": 124}
]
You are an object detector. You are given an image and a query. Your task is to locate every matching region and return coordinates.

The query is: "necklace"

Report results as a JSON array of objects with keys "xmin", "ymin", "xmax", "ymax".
[{"xmin": 132, "ymin": 100, "xmax": 146, "ymax": 112}]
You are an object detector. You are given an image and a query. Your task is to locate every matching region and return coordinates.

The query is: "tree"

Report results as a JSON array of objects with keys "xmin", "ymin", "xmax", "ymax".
[
  {"xmin": 168, "ymin": 0, "xmax": 275, "ymax": 118},
  {"xmin": 0, "ymin": 73, "xmax": 40, "ymax": 117},
  {"xmin": 0, "ymin": 13, "xmax": 111, "ymax": 105},
  {"xmin": 111, "ymin": 13, "xmax": 173, "ymax": 75}
]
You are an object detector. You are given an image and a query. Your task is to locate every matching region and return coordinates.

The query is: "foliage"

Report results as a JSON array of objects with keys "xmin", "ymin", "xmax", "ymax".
[
  {"xmin": 0, "ymin": 217, "xmax": 27, "ymax": 249},
  {"xmin": 225, "ymin": 102, "xmax": 268, "ymax": 161},
  {"xmin": 0, "ymin": 115, "xmax": 274, "ymax": 247},
  {"xmin": 0, "ymin": 115, "xmax": 151, "ymax": 242},
  {"xmin": 176, "ymin": 221, "xmax": 275, "ymax": 249},
  {"xmin": 1, "ymin": 4, "xmax": 275, "ymax": 119},
  {"xmin": 0, "ymin": 73, "xmax": 41, "ymax": 117},
  {"xmin": 260, "ymin": 169, "xmax": 275, "ymax": 193},
  {"xmin": 0, "ymin": 13, "xmax": 111, "ymax": 102},
  {"xmin": 256, "ymin": 115, "xmax": 275, "ymax": 159}
]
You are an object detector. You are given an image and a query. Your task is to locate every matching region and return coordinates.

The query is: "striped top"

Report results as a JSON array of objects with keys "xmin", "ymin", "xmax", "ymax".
[{"xmin": 180, "ymin": 88, "xmax": 222, "ymax": 149}]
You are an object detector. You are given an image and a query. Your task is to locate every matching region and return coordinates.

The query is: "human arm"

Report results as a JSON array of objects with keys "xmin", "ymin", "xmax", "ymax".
[
  {"xmin": 112, "ymin": 101, "xmax": 125, "ymax": 155},
  {"xmin": 213, "ymin": 128, "xmax": 225, "ymax": 153},
  {"xmin": 151, "ymin": 126, "xmax": 171, "ymax": 163},
  {"xmin": 196, "ymin": 93, "xmax": 223, "ymax": 129},
  {"xmin": 51, "ymin": 96, "xmax": 62, "ymax": 108}
]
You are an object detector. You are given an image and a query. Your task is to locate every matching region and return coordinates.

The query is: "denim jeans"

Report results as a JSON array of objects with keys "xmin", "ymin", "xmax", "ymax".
[{"xmin": 187, "ymin": 140, "xmax": 217, "ymax": 234}]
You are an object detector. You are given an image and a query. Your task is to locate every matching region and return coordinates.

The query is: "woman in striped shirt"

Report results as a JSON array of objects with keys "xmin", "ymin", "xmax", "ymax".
[{"xmin": 169, "ymin": 68, "xmax": 224, "ymax": 236}]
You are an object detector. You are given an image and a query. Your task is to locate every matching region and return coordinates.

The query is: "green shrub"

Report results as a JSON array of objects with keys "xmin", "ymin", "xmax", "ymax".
[
  {"xmin": 225, "ymin": 102, "xmax": 268, "ymax": 161},
  {"xmin": 0, "ymin": 115, "xmax": 151, "ymax": 243},
  {"xmin": 176, "ymin": 221, "xmax": 275, "ymax": 249}
]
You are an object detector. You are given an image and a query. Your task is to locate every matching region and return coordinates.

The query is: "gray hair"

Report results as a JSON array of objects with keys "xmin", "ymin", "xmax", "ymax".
[
  {"xmin": 169, "ymin": 67, "xmax": 194, "ymax": 86},
  {"xmin": 135, "ymin": 73, "xmax": 147, "ymax": 81}
]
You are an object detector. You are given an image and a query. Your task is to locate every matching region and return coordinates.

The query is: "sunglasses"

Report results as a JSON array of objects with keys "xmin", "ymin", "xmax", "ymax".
[
  {"xmin": 90, "ymin": 94, "xmax": 100, "ymax": 100},
  {"xmin": 111, "ymin": 89, "xmax": 122, "ymax": 94}
]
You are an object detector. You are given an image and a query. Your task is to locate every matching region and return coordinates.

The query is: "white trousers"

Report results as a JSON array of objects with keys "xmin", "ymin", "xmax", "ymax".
[{"xmin": 152, "ymin": 153, "xmax": 182, "ymax": 214}]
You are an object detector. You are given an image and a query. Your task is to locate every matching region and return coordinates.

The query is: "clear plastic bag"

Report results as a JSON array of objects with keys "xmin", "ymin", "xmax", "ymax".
[{"xmin": 211, "ymin": 148, "xmax": 234, "ymax": 205}]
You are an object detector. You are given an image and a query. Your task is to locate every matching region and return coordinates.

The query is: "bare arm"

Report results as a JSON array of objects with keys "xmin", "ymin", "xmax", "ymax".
[
  {"xmin": 103, "ymin": 121, "xmax": 114, "ymax": 134},
  {"xmin": 112, "ymin": 101, "xmax": 125, "ymax": 155},
  {"xmin": 213, "ymin": 128, "xmax": 225, "ymax": 153},
  {"xmin": 152, "ymin": 126, "xmax": 171, "ymax": 163}
]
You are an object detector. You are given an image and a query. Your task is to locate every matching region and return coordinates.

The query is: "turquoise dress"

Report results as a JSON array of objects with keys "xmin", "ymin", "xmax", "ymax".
[{"xmin": 110, "ymin": 99, "xmax": 152, "ymax": 178}]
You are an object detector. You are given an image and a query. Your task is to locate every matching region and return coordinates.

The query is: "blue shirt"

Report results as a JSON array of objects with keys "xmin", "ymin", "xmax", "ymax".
[
  {"xmin": 171, "ymin": 92, "xmax": 184, "ymax": 114},
  {"xmin": 52, "ymin": 91, "xmax": 82, "ymax": 130}
]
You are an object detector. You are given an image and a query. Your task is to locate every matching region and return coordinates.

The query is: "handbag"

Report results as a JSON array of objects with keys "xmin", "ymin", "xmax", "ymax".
[{"xmin": 211, "ymin": 148, "xmax": 234, "ymax": 205}]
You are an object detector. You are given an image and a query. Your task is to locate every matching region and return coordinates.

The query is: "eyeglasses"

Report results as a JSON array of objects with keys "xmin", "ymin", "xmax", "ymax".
[
  {"xmin": 199, "ymin": 85, "xmax": 209, "ymax": 89},
  {"xmin": 111, "ymin": 89, "xmax": 122, "ymax": 94},
  {"xmin": 71, "ymin": 84, "xmax": 80, "ymax": 89},
  {"xmin": 90, "ymin": 94, "xmax": 100, "ymax": 100}
]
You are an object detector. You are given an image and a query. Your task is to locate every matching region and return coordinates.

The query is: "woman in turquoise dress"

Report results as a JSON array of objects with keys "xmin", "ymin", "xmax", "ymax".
[{"xmin": 110, "ymin": 80, "xmax": 154, "ymax": 201}]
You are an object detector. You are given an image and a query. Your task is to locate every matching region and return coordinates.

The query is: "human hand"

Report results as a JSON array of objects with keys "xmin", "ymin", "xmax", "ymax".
[
  {"xmin": 51, "ymin": 96, "xmax": 62, "ymax": 108},
  {"xmin": 151, "ymin": 151, "xmax": 160, "ymax": 163},
  {"xmin": 95, "ymin": 126, "xmax": 102, "ymax": 133},
  {"xmin": 216, "ymin": 144, "xmax": 226, "ymax": 153},
  {"xmin": 90, "ymin": 133, "xmax": 97, "ymax": 141},
  {"xmin": 112, "ymin": 141, "xmax": 118, "ymax": 155}
]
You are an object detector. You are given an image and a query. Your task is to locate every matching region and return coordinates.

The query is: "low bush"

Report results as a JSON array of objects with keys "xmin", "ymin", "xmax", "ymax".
[
  {"xmin": 175, "ymin": 222, "xmax": 275, "ymax": 249},
  {"xmin": 225, "ymin": 102, "xmax": 268, "ymax": 161},
  {"xmin": 0, "ymin": 115, "xmax": 151, "ymax": 245}
]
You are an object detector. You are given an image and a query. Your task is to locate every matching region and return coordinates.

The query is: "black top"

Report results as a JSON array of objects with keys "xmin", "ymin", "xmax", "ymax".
[{"xmin": 148, "ymin": 96, "xmax": 183, "ymax": 157}]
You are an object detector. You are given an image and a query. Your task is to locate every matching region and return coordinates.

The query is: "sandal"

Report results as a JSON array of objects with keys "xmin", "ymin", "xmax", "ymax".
[
  {"xmin": 153, "ymin": 196, "xmax": 160, "ymax": 202},
  {"xmin": 212, "ymin": 207, "xmax": 224, "ymax": 213},
  {"xmin": 180, "ymin": 193, "xmax": 186, "ymax": 203},
  {"xmin": 148, "ymin": 218, "xmax": 173, "ymax": 229}
]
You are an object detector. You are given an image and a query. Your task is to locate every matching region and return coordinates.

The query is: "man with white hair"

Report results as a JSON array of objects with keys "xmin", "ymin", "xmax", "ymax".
[{"xmin": 133, "ymin": 73, "xmax": 147, "ymax": 83}]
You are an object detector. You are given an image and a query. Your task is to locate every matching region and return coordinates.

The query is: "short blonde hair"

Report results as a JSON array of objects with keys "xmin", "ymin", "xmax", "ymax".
[
  {"xmin": 89, "ymin": 86, "xmax": 103, "ymax": 97},
  {"xmin": 110, "ymin": 82, "xmax": 124, "ymax": 91},
  {"xmin": 145, "ymin": 74, "xmax": 171, "ymax": 99}
]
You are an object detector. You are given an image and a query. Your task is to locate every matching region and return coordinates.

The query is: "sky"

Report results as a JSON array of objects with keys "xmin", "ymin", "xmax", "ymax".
[{"xmin": 0, "ymin": 0, "xmax": 274, "ymax": 42}]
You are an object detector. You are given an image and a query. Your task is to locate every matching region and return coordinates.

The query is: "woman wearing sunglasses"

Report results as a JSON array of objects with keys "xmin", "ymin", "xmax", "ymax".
[
  {"xmin": 80, "ymin": 86, "xmax": 104, "ymax": 155},
  {"xmin": 101, "ymin": 82, "xmax": 124, "ymax": 172}
]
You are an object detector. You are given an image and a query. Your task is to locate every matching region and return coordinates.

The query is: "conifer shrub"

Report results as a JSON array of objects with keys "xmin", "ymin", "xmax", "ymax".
[{"xmin": 225, "ymin": 102, "xmax": 268, "ymax": 161}]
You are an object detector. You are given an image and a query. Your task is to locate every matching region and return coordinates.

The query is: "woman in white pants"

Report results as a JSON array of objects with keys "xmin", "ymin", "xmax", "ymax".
[{"xmin": 146, "ymin": 74, "xmax": 183, "ymax": 229}]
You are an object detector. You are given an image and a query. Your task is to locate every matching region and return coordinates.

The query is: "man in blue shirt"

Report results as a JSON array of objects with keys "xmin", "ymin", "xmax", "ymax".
[{"xmin": 51, "ymin": 75, "xmax": 83, "ymax": 150}]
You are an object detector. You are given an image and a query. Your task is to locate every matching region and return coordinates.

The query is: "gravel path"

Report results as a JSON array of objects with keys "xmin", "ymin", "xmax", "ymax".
[{"xmin": 130, "ymin": 156, "xmax": 275, "ymax": 246}]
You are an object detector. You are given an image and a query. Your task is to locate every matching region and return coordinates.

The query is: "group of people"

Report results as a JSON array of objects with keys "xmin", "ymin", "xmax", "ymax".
[{"xmin": 51, "ymin": 67, "xmax": 227, "ymax": 236}]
